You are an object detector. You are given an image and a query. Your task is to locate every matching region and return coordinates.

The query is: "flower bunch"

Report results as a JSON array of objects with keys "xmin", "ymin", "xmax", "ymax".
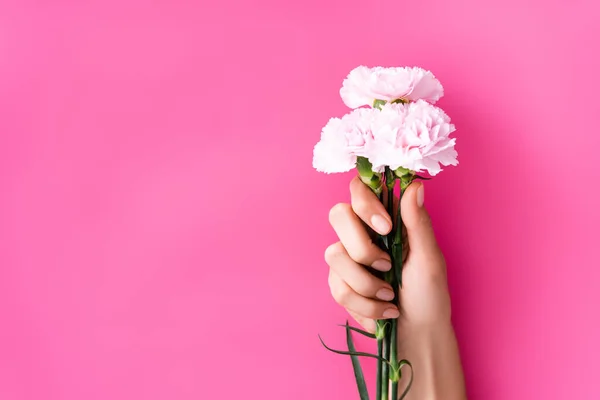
[
  {"xmin": 314, "ymin": 66, "xmax": 457, "ymax": 184},
  {"xmin": 314, "ymin": 66, "xmax": 458, "ymax": 399}
]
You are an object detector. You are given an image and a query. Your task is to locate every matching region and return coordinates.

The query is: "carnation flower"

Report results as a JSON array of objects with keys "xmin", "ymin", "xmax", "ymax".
[
  {"xmin": 340, "ymin": 66, "xmax": 444, "ymax": 109},
  {"xmin": 312, "ymin": 100, "xmax": 457, "ymax": 176},
  {"xmin": 312, "ymin": 108, "xmax": 376, "ymax": 174},
  {"xmin": 367, "ymin": 101, "xmax": 457, "ymax": 176}
]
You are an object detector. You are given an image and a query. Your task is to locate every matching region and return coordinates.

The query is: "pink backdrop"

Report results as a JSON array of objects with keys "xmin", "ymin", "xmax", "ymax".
[{"xmin": 1, "ymin": 1, "xmax": 599, "ymax": 399}]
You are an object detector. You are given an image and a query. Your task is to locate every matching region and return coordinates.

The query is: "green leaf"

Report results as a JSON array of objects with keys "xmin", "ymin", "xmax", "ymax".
[
  {"xmin": 337, "ymin": 323, "xmax": 376, "ymax": 339},
  {"xmin": 398, "ymin": 359, "xmax": 414, "ymax": 400},
  {"xmin": 345, "ymin": 321, "xmax": 370, "ymax": 400},
  {"xmin": 318, "ymin": 335, "xmax": 388, "ymax": 362}
]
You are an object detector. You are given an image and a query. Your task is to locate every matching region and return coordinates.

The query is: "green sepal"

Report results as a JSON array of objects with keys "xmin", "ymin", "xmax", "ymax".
[
  {"xmin": 375, "ymin": 321, "xmax": 390, "ymax": 340},
  {"xmin": 373, "ymin": 99, "xmax": 386, "ymax": 109},
  {"xmin": 356, "ymin": 157, "xmax": 383, "ymax": 195},
  {"xmin": 356, "ymin": 156, "xmax": 373, "ymax": 176},
  {"xmin": 394, "ymin": 167, "xmax": 412, "ymax": 177}
]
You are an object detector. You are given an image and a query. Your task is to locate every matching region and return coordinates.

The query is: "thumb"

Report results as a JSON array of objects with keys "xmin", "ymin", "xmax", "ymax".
[{"xmin": 400, "ymin": 181, "xmax": 440, "ymax": 256}]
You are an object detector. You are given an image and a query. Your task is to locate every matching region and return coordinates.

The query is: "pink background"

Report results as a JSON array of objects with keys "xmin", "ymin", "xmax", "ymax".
[{"xmin": 1, "ymin": 1, "xmax": 599, "ymax": 399}]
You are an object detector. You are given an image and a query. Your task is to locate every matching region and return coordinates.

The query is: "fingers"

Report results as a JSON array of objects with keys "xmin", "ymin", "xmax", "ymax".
[
  {"xmin": 325, "ymin": 242, "xmax": 395, "ymax": 301},
  {"xmin": 400, "ymin": 182, "xmax": 441, "ymax": 256},
  {"xmin": 349, "ymin": 176, "xmax": 392, "ymax": 235},
  {"xmin": 348, "ymin": 310, "xmax": 376, "ymax": 334},
  {"xmin": 328, "ymin": 270, "xmax": 400, "ymax": 320},
  {"xmin": 329, "ymin": 203, "xmax": 392, "ymax": 272}
]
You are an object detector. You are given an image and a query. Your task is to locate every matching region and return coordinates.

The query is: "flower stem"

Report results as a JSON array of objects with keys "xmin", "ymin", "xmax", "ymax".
[
  {"xmin": 390, "ymin": 319, "xmax": 399, "ymax": 399},
  {"xmin": 370, "ymin": 168, "xmax": 414, "ymax": 399},
  {"xmin": 376, "ymin": 326, "xmax": 383, "ymax": 400},
  {"xmin": 381, "ymin": 332, "xmax": 390, "ymax": 400},
  {"xmin": 384, "ymin": 167, "xmax": 398, "ymax": 399},
  {"xmin": 375, "ymin": 188, "xmax": 386, "ymax": 400}
]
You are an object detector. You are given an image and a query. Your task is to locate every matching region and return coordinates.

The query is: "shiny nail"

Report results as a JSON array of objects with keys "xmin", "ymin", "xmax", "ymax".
[
  {"xmin": 383, "ymin": 308, "xmax": 400, "ymax": 319},
  {"xmin": 417, "ymin": 183, "xmax": 425, "ymax": 207},
  {"xmin": 372, "ymin": 259, "xmax": 392, "ymax": 271},
  {"xmin": 376, "ymin": 288, "xmax": 395, "ymax": 301},
  {"xmin": 371, "ymin": 214, "xmax": 391, "ymax": 234}
]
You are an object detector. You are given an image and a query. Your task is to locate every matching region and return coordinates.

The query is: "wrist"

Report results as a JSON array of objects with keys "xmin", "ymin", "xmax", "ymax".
[
  {"xmin": 397, "ymin": 320, "xmax": 455, "ymax": 349},
  {"xmin": 395, "ymin": 322, "xmax": 466, "ymax": 400}
]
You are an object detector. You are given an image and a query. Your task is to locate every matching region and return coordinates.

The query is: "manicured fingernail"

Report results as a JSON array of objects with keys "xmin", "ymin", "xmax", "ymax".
[
  {"xmin": 376, "ymin": 288, "xmax": 395, "ymax": 301},
  {"xmin": 371, "ymin": 214, "xmax": 391, "ymax": 234},
  {"xmin": 417, "ymin": 183, "xmax": 425, "ymax": 207},
  {"xmin": 372, "ymin": 258, "xmax": 392, "ymax": 271},
  {"xmin": 383, "ymin": 308, "xmax": 400, "ymax": 319}
]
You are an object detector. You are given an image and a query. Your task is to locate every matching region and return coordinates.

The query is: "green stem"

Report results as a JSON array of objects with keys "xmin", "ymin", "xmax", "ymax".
[
  {"xmin": 395, "ymin": 178, "xmax": 412, "ymax": 288},
  {"xmin": 390, "ymin": 319, "xmax": 398, "ymax": 399},
  {"xmin": 381, "ymin": 333, "xmax": 390, "ymax": 400},
  {"xmin": 370, "ymin": 169, "xmax": 415, "ymax": 399},
  {"xmin": 385, "ymin": 168, "xmax": 397, "ymax": 399},
  {"xmin": 376, "ymin": 330, "xmax": 383, "ymax": 400}
]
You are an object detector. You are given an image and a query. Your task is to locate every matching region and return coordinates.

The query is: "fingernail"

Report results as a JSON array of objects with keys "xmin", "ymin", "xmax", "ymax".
[
  {"xmin": 371, "ymin": 214, "xmax": 391, "ymax": 234},
  {"xmin": 376, "ymin": 288, "xmax": 395, "ymax": 301},
  {"xmin": 417, "ymin": 183, "xmax": 425, "ymax": 207},
  {"xmin": 372, "ymin": 258, "xmax": 392, "ymax": 271},
  {"xmin": 383, "ymin": 308, "xmax": 400, "ymax": 319}
]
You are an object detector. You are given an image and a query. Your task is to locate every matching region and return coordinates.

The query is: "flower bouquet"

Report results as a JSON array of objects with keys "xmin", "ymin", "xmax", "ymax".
[{"xmin": 313, "ymin": 66, "xmax": 458, "ymax": 399}]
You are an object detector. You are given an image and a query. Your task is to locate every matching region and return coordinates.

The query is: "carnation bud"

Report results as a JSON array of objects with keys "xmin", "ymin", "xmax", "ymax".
[
  {"xmin": 394, "ymin": 167, "xmax": 416, "ymax": 191},
  {"xmin": 356, "ymin": 156, "xmax": 383, "ymax": 195}
]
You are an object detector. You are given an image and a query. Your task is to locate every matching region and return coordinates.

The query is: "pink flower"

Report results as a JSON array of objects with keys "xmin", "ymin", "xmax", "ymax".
[
  {"xmin": 368, "ymin": 101, "xmax": 457, "ymax": 176},
  {"xmin": 312, "ymin": 108, "xmax": 376, "ymax": 173},
  {"xmin": 340, "ymin": 66, "xmax": 444, "ymax": 109},
  {"xmin": 313, "ymin": 101, "xmax": 457, "ymax": 176}
]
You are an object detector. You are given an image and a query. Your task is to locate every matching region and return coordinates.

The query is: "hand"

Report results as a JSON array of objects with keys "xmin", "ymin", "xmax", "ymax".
[
  {"xmin": 325, "ymin": 176, "xmax": 466, "ymax": 399},
  {"xmin": 325, "ymin": 176, "xmax": 451, "ymax": 333}
]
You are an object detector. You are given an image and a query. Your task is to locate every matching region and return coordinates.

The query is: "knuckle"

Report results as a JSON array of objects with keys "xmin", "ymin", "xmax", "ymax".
[
  {"xmin": 350, "ymin": 241, "xmax": 379, "ymax": 265},
  {"xmin": 327, "ymin": 271, "xmax": 336, "ymax": 290},
  {"xmin": 351, "ymin": 196, "xmax": 369, "ymax": 218},
  {"xmin": 324, "ymin": 242, "xmax": 345, "ymax": 264},
  {"xmin": 353, "ymin": 281, "xmax": 373, "ymax": 298},
  {"xmin": 331, "ymin": 282, "xmax": 351, "ymax": 306},
  {"xmin": 329, "ymin": 203, "xmax": 352, "ymax": 225}
]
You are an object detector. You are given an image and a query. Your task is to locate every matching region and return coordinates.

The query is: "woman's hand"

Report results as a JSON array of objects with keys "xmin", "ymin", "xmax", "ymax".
[
  {"xmin": 325, "ymin": 176, "xmax": 466, "ymax": 399},
  {"xmin": 325, "ymin": 176, "xmax": 451, "ymax": 333}
]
